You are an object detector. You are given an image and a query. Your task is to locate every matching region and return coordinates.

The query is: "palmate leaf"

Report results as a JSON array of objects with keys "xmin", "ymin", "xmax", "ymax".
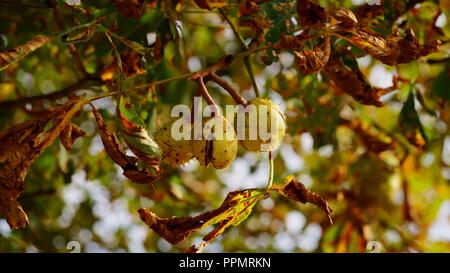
[
  {"xmin": 0, "ymin": 35, "xmax": 54, "ymax": 71},
  {"xmin": 117, "ymin": 94, "xmax": 162, "ymax": 166}
]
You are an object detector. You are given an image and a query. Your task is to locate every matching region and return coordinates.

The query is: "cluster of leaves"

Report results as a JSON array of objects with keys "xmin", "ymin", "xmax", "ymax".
[
  {"xmin": 0, "ymin": 0, "xmax": 449, "ymax": 253},
  {"xmin": 139, "ymin": 176, "xmax": 331, "ymax": 252}
]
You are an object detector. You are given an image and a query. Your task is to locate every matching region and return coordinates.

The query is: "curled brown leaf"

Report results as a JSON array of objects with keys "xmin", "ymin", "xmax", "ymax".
[
  {"xmin": 91, "ymin": 105, "xmax": 159, "ymax": 185},
  {"xmin": 330, "ymin": 7, "xmax": 358, "ymax": 28},
  {"xmin": 0, "ymin": 96, "xmax": 85, "ymax": 229},
  {"xmin": 324, "ymin": 53, "xmax": 383, "ymax": 107},
  {"xmin": 139, "ymin": 188, "xmax": 267, "ymax": 247},
  {"xmin": 60, "ymin": 122, "xmax": 87, "ymax": 151},
  {"xmin": 341, "ymin": 118, "xmax": 396, "ymax": 153},
  {"xmin": 294, "ymin": 36, "xmax": 330, "ymax": 75},
  {"xmin": 111, "ymin": 0, "xmax": 145, "ymax": 18},
  {"xmin": 194, "ymin": 0, "xmax": 227, "ymax": 10},
  {"xmin": 337, "ymin": 28, "xmax": 440, "ymax": 66},
  {"xmin": 297, "ymin": 0, "xmax": 327, "ymax": 28},
  {"xmin": 271, "ymin": 176, "xmax": 333, "ymax": 225}
]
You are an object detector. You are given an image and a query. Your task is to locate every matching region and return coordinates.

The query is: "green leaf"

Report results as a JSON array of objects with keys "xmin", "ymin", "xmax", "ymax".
[
  {"xmin": 62, "ymin": 26, "xmax": 96, "ymax": 44},
  {"xmin": 103, "ymin": 28, "xmax": 152, "ymax": 55},
  {"xmin": 398, "ymin": 88, "xmax": 427, "ymax": 149},
  {"xmin": 117, "ymin": 94, "xmax": 162, "ymax": 164},
  {"xmin": 432, "ymin": 62, "xmax": 450, "ymax": 100}
]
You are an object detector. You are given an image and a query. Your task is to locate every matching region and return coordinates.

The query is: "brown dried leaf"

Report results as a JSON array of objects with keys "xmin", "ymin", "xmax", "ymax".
[
  {"xmin": 0, "ymin": 35, "xmax": 54, "ymax": 71},
  {"xmin": 101, "ymin": 50, "xmax": 145, "ymax": 84},
  {"xmin": 270, "ymin": 176, "xmax": 333, "ymax": 224},
  {"xmin": 324, "ymin": 53, "xmax": 383, "ymax": 106},
  {"xmin": 297, "ymin": 0, "xmax": 327, "ymax": 28},
  {"xmin": 193, "ymin": 0, "xmax": 227, "ymax": 10},
  {"xmin": 111, "ymin": 0, "xmax": 145, "ymax": 18},
  {"xmin": 239, "ymin": 0, "xmax": 260, "ymax": 16},
  {"xmin": 294, "ymin": 36, "xmax": 330, "ymax": 75},
  {"xmin": 0, "ymin": 97, "xmax": 85, "ymax": 229},
  {"xmin": 276, "ymin": 29, "xmax": 311, "ymax": 50},
  {"xmin": 60, "ymin": 122, "xmax": 87, "ymax": 151},
  {"xmin": 91, "ymin": 105, "xmax": 159, "ymax": 185},
  {"xmin": 138, "ymin": 188, "xmax": 267, "ymax": 246},
  {"xmin": 341, "ymin": 119, "xmax": 396, "ymax": 153},
  {"xmin": 338, "ymin": 28, "xmax": 440, "ymax": 66},
  {"xmin": 330, "ymin": 7, "xmax": 358, "ymax": 28},
  {"xmin": 353, "ymin": 2, "xmax": 386, "ymax": 25}
]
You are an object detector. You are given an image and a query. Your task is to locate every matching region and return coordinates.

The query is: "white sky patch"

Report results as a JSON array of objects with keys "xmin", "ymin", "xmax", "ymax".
[
  {"xmin": 280, "ymin": 52, "xmax": 295, "ymax": 68},
  {"xmin": 318, "ymin": 145, "xmax": 333, "ymax": 157},
  {"xmin": 280, "ymin": 143, "xmax": 304, "ymax": 172},
  {"xmin": 269, "ymin": 90, "xmax": 286, "ymax": 113},
  {"xmin": 260, "ymin": 197, "xmax": 275, "ymax": 210},
  {"xmin": 146, "ymin": 32, "xmax": 156, "ymax": 45},
  {"xmin": 88, "ymin": 134, "xmax": 104, "ymax": 156},
  {"xmin": 223, "ymin": 28, "xmax": 235, "ymax": 41},
  {"xmin": 285, "ymin": 211, "xmax": 306, "ymax": 234},
  {"xmin": 428, "ymin": 200, "xmax": 450, "ymax": 242},
  {"xmin": 369, "ymin": 64, "xmax": 394, "ymax": 89},
  {"xmin": 297, "ymin": 223, "xmax": 322, "ymax": 251},
  {"xmin": 436, "ymin": 13, "xmax": 447, "ymax": 28},
  {"xmin": 65, "ymin": 0, "xmax": 81, "ymax": 5},
  {"xmin": 126, "ymin": 224, "xmax": 148, "ymax": 253},
  {"xmin": 351, "ymin": 0, "xmax": 366, "ymax": 5},
  {"xmin": 421, "ymin": 152, "xmax": 435, "ymax": 168},
  {"xmin": 300, "ymin": 132, "xmax": 314, "ymax": 154},
  {"xmin": 442, "ymin": 136, "xmax": 450, "ymax": 165},
  {"xmin": 263, "ymin": 62, "xmax": 281, "ymax": 78},
  {"xmin": 0, "ymin": 219, "xmax": 11, "ymax": 237},
  {"xmin": 17, "ymin": 70, "xmax": 35, "ymax": 91},
  {"xmin": 187, "ymin": 56, "xmax": 202, "ymax": 72},
  {"xmin": 357, "ymin": 55, "xmax": 372, "ymax": 68},
  {"xmin": 274, "ymin": 231, "xmax": 296, "ymax": 252}
]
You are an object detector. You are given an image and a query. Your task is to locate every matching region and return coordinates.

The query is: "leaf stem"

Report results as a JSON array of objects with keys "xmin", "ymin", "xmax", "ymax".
[
  {"xmin": 266, "ymin": 151, "xmax": 274, "ymax": 188},
  {"xmin": 218, "ymin": 8, "xmax": 260, "ymax": 97}
]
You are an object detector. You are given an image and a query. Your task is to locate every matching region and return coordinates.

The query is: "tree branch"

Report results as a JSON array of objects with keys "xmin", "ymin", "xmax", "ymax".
[
  {"xmin": 0, "ymin": 77, "xmax": 98, "ymax": 108},
  {"xmin": 50, "ymin": 0, "xmax": 89, "ymax": 77},
  {"xmin": 0, "ymin": 0, "xmax": 51, "ymax": 10},
  {"xmin": 208, "ymin": 72, "xmax": 248, "ymax": 106}
]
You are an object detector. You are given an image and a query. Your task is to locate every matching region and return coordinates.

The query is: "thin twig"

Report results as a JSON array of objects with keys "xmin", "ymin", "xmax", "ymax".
[
  {"xmin": 50, "ymin": 0, "xmax": 88, "ymax": 77},
  {"xmin": 266, "ymin": 151, "xmax": 274, "ymax": 188},
  {"xmin": 195, "ymin": 77, "xmax": 220, "ymax": 114},
  {"xmin": 208, "ymin": 72, "xmax": 248, "ymax": 106},
  {"xmin": 218, "ymin": 8, "xmax": 260, "ymax": 97}
]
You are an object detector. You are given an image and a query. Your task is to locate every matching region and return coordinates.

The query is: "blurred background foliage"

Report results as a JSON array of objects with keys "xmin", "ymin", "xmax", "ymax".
[{"xmin": 0, "ymin": 0, "xmax": 450, "ymax": 253}]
